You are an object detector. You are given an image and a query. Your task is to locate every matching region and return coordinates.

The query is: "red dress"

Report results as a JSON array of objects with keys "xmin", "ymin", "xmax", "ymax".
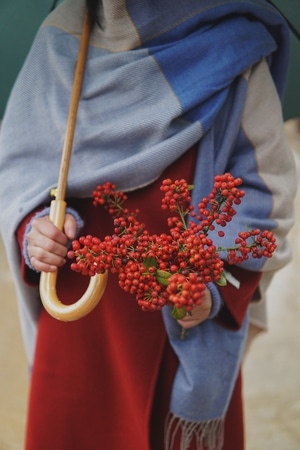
[{"xmin": 19, "ymin": 149, "xmax": 260, "ymax": 450}]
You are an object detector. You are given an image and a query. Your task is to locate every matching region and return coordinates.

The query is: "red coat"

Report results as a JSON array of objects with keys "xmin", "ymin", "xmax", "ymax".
[{"xmin": 18, "ymin": 149, "xmax": 260, "ymax": 449}]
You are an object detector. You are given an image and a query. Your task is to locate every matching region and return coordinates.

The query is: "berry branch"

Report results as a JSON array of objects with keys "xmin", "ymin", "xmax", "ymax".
[{"xmin": 67, "ymin": 174, "xmax": 276, "ymax": 319}]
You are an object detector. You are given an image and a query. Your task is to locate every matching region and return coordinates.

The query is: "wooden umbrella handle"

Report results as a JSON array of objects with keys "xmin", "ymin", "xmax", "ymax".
[
  {"xmin": 40, "ymin": 200, "xmax": 108, "ymax": 321},
  {"xmin": 56, "ymin": 10, "xmax": 91, "ymax": 203},
  {"xmin": 39, "ymin": 11, "xmax": 108, "ymax": 321}
]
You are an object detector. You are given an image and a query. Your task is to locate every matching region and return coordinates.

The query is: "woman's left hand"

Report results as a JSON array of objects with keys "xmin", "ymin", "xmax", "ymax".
[{"xmin": 177, "ymin": 287, "xmax": 212, "ymax": 329}]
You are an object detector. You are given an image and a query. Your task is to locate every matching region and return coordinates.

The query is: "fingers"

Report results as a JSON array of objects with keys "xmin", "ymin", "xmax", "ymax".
[
  {"xmin": 177, "ymin": 288, "xmax": 212, "ymax": 329},
  {"xmin": 26, "ymin": 214, "xmax": 76, "ymax": 272},
  {"xmin": 177, "ymin": 316, "xmax": 204, "ymax": 329},
  {"xmin": 63, "ymin": 214, "xmax": 77, "ymax": 240},
  {"xmin": 29, "ymin": 255, "xmax": 62, "ymax": 273}
]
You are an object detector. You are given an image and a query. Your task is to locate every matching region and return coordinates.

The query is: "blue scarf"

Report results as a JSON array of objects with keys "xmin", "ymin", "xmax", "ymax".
[
  {"xmin": 0, "ymin": 1, "xmax": 291, "ymax": 448},
  {"xmin": 162, "ymin": 308, "xmax": 249, "ymax": 449}
]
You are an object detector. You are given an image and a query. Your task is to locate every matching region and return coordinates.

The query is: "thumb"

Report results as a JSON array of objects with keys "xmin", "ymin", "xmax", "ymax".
[{"xmin": 63, "ymin": 214, "xmax": 78, "ymax": 240}]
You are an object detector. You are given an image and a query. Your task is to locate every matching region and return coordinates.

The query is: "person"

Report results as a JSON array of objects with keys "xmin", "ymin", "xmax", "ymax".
[{"xmin": 0, "ymin": 1, "xmax": 297, "ymax": 449}]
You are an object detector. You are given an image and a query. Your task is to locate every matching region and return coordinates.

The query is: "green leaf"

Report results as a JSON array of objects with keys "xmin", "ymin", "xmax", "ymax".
[
  {"xmin": 171, "ymin": 307, "xmax": 187, "ymax": 320},
  {"xmin": 143, "ymin": 257, "xmax": 157, "ymax": 270},
  {"xmin": 216, "ymin": 271, "xmax": 227, "ymax": 286},
  {"xmin": 156, "ymin": 269, "xmax": 171, "ymax": 286}
]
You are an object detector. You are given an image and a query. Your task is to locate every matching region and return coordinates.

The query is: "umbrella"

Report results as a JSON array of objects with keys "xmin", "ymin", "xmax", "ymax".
[{"xmin": 0, "ymin": 0, "xmax": 299, "ymax": 119}]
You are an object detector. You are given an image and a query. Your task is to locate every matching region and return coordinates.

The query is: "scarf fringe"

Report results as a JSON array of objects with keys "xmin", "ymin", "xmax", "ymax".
[{"xmin": 164, "ymin": 412, "xmax": 224, "ymax": 450}]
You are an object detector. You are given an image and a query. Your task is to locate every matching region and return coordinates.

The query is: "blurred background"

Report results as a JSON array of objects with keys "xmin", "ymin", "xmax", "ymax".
[{"xmin": 0, "ymin": 1, "xmax": 299, "ymax": 449}]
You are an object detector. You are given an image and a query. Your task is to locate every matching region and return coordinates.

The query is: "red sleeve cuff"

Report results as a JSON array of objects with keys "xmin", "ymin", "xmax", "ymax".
[{"xmin": 215, "ymin": 263, "xmax": 262, "ymax": 330}]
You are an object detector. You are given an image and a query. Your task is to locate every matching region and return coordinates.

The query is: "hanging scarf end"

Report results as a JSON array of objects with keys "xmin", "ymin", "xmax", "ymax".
[{"xmin": 164, "ymin": 412, "xmax": 224, "ymax": 450}]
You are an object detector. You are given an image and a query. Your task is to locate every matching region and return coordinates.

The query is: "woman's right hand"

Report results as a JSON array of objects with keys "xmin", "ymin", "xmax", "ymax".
[{"xmin": 26, "ymin": 214, "xmax": 77, "ymax": 272}]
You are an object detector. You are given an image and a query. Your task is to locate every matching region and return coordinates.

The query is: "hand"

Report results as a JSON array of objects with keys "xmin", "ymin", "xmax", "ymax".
[
  {"xmin": 26, "ymin": 214, "xmax": 77, "ymax": 272},
  {"xmin": 177, "ymin": 287, "xmax": 212, "ymax": 329}
]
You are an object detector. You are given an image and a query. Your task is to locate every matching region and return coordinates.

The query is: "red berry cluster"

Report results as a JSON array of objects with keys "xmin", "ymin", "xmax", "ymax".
[
  {"xmin": 68, "ymin": 174, "xmax": 276, "ymax": 318},
  {"xmin": 93, "ymin": 181, "xmax": 128, "ymax": 214},
  {"xmin": 227, "ymin": 229, "xmax": 277, "ymax": 264},
  {"xmin": 196, "ymin": 174, "xmax": 244, "ymax": 233}
]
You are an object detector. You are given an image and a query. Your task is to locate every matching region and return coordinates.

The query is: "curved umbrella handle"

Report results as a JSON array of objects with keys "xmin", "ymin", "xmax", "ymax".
[
  {"xmin": 40, "ymin": 270, "xmax": 108, "ymax": 321},
  {"xmin": 39, "ymin": 199, "xmax": 108, "ymax": 321},
  {"xmin": 38, "ymin": 12, "xmax": 108, "ymax": 321}
]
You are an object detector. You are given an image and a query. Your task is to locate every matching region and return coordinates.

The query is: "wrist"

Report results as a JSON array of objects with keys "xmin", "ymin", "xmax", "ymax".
[{"xmin": 206, "ymin": 282, "xmax": 223, "ymax": 319}]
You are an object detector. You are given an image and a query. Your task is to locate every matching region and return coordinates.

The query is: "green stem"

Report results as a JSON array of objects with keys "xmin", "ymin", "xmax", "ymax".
[
  {"xmin": 177, "ymin": 204, "xmax": 188, "ymax": 230},
  {"xmin": 216, "ymin": 241, "xmax": 257, "ymax": 253}
]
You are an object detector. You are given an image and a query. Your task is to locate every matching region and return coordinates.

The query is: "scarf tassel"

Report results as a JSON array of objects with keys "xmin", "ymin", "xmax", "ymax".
[{"xmin": 164, "ymin": 412, "xmax": 224, "ymax": 450}]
